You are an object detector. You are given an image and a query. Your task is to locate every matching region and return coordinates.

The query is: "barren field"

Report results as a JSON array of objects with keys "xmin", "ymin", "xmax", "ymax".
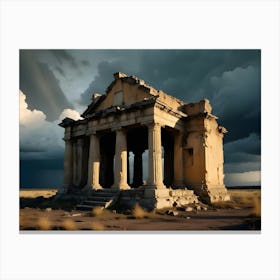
[{"xmin": 19, "ymin": 188, "xmax": 261, "ymax": 231}]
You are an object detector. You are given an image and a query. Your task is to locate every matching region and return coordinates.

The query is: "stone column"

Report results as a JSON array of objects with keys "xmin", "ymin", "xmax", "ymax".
[
  {"xmin": 132, "ymin": 149, "xmax": 144, "ymax": 187},
  {"xmin": 147, "ymin": 123, "xmax": 164, "ymax": 188},
  {"xmin": 173, "ymin": 133, "xmax": 184, "ymax": 187},
  {"xmin": 76, "ymin": 138, "xmax": 83, "ymax": 187},
  {"xmin": 87, "ymin": 134, "xmax": 102, "ymax": 190},
  {"xmin": 72, "ymin": 141, "xmax": 77, "ymax": 185},
  {"xmin": 112, "ymin": 128, "xmax": 130, "ymax": 189},
  {"xmin": 63, "ymin": 139, "xmax": 73, "ymax": 191}
]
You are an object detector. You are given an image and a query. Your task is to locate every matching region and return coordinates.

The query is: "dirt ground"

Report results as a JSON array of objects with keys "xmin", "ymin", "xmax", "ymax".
[{"xmin": 19, "ymin": 189, "xmax": 261, "ymax": 231}]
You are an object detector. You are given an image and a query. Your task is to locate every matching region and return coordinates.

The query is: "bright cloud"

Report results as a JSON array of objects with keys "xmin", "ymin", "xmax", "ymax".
[
  {"xmin": 20, "ymin": 90, "xmax": 46, "ymax": 126},
  {"xmin": 58, "ymin": 108, "xmax": 82, "ymax": 122},
  {"xmin": 20, "ymin": 90, "xmax": 81, "ymax": 159}
]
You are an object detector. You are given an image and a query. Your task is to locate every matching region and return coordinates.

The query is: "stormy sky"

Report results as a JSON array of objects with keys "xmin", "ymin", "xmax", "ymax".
[{"xmin": 20, "ymin": 49, "xmax": 261, "ymax": 188}]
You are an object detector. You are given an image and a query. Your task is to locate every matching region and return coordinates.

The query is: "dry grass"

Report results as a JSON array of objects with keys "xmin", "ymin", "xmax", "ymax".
[
  {"xmin": 37, "ymin": 217, "xmax": 52, "ymax": 230},
  {"xmin": 20, "ymin": 189, "xmax": 57, "ymax": 198},
  {"xmin": 132, "ymin": 203, "xmax": 149, "ymax": 219},
  {"xmin": 91, "ymin": 206, "xmax": 104, "ymax": 217},
  {"xmin": 250, "ymin": 195, "xmax": 261, "ymax": 217},
  {"xmin": 212, "ymin": 200, "xmax": 237, "ymax": 209},
  {"xmin": 62, "ymin": 219, "xmax": 77, "ymax": 230},
  {"xmin": 211, "ymin": 190, "xmax": 261, "ymax": 213},
  {"xmin": 91, "ymin": 222, "xmax": 105, "ymax": 231},
  {"xmin": 229, "ymin": 190, "xmax": 260, "ymax": 207}
]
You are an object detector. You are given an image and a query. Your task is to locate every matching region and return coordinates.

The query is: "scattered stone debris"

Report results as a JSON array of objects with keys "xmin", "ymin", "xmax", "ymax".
[
  {"xmin": 185, "ymin": 206, "xmax": 193, "ymax": 212},
  {"xmin": 166, "ymin": 210, "xmax": 179, "ymax": 216},
  {"xmin": 71, "ymin": 213, "xmax": 82, "ymax": 217},
  {"xmin": 195, "ymin": 205, "xmax": 201, "ymax": 211},
  {"xmin": 45, "ymin": 208, "xmax": 52, "ymax": 212}
]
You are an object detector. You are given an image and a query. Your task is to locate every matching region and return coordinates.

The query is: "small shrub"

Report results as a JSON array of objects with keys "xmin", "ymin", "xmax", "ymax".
[
  {"xmin": 38, "ymin": 217, "xmax": 51, "ymax": 230},
  {"xmin": 91, "ymin": 206, "xmax": 104, "ymax": 217},
  {"xmin": 250, "ymin": 196, "xmax": 261, "ymax": 217},
  {"xmin": 91, "ymin": 222, "xmax": 105, "ymax": 231},
  {"xmin": 62, "ymin": 219, "xmax": 77, "ymax": 230},
  {"xmin": 132, "ymin": 203, "xmax": 148, "ymax": 219},
  {"xmin": 212, "ymin": 201, "xmax": 236, "ymax": 209}
]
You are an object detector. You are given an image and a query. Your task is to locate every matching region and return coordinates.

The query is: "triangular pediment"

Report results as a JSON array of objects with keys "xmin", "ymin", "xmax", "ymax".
[
  {"xmin": 82, "ymin": 73, "xmax": 157, "ymax": 117},
  {"xmin": 82, "ymin": 72, "xmax": 185, "ymax": 118}
]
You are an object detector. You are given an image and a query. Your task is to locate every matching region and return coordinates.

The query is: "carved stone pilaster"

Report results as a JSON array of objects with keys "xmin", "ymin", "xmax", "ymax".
[{"xmin": 146, "ymin": 122, "xmax": 165, "ymax": 189}]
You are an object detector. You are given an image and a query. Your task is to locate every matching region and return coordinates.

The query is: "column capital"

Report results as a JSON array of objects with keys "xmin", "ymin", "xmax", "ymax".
[
  {"xmin": 86, "ymin": 128, "xmax": 99, "ymax": 136},
  {"xmin": 145, "ymin": 121, "xmax": 162, "ymax": 130},
  {"xmin": 111, "ymin": 126, "xmax": 126, "ymax": 132}
]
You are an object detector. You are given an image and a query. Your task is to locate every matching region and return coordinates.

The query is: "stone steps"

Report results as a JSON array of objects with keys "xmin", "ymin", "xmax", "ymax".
[
  {"xmin": 86, "ymin": 196, "xmax": 113, "ymax": 202},
  {"xmin": 76, "ymin": 189, "xmax": 120, "ymax": 211}
]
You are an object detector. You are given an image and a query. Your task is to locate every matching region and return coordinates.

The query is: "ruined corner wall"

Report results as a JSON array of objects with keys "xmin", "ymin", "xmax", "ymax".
[{"xmin": 182, "ymin": 100, "xmax": 230, "ymax": 203}]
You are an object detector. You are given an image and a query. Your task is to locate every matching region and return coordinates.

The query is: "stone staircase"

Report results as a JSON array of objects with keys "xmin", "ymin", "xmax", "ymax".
[{"xmin": 76, "ymin": 189, "xmax": 120, "ymax": 211}]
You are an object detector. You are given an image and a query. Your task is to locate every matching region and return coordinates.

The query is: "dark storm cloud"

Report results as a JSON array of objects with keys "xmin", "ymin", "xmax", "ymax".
[
  {"xmin": 211, "ymin": 65, "xmax": 261, "ymax": 142},
  {"xmin": 224, "ymin": 133, "xmax": 260, "ymax": 156},
  {"xmin": 20, "ymin": 50, "xmax": 74, "ymax": 121},
  {"xmin": 20, "ymin": 159, "xmax": 64, "ymax": 188},
  {"xmin": 49, "ymin": 49, "xmax": 78, "ymax": 69},
  {"xmin": 224, "ymin": 133, "xmax": 261, "ymax": 174},
  {"xmin": 20, "ymin": 146, "xmax": 45, "ymax": 153},
  {"xmin": 80, "ymin": 60, "xmax": 125, "ymax": 104},
  {"xmin": 55, "ymin": 66, "xmax": 66, "ymax": 77},
  {"xmin": 77, "ymin": 50, "xmax": 261, "ymax": 181},
  {"xmin": 78, "ymin": 50, "xmax": 260, "ymax": 142},
  {"xmin": 81, "ymin": 60, "xmax": 91, "ymax": 67}
]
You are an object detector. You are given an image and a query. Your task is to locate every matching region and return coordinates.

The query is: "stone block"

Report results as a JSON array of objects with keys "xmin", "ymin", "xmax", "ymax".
[
  {"xmin": 144, "ymin": 187, "xmax": 170, "ymax": 199},
  {"xmin": 155, "ymin": 198, "xmax": 173, "ymax": 209}
]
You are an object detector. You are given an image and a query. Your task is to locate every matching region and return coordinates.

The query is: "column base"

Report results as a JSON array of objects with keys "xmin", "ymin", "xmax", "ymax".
[
  {"xmin": 111, "ymin": 183, "xmax": 131, "ymax": 190},
  {"xmin": 92, "ymin": 184, "xmax": 103, "ymax": 190},
  {"xmin": 83, "ymin": 184, "xmax": 103, "ymax": 191}
]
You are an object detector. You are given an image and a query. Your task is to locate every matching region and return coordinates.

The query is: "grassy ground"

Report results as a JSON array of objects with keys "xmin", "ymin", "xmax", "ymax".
[
  {"xmin": 20, "ymin": 189, "xmax": 57, "ymax": 198},
  {"xmin": 19, "ymin": 188, "xmax": 261, "ymax": 231}
]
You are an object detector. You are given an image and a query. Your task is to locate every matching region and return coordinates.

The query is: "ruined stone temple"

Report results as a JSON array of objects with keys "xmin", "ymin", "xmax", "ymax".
[{"xmin": 59, "ymin": 72, "xmax": 230, "ymax": 209}]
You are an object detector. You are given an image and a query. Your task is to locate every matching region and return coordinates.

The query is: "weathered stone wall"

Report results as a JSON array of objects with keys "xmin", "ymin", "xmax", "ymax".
[
  {"xmin": 204, "ymin": 118, "xmax": 224, "ymax": 186},
  {"xmin": 183, "ymin": 117, "xmax": 206, "ymax": 187}
]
